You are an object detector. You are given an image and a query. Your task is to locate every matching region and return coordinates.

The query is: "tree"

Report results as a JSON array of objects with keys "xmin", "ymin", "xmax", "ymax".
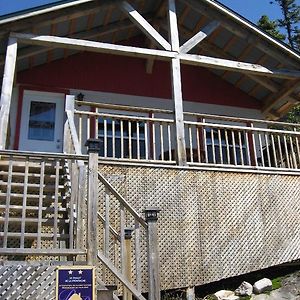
[
  {"xmin": 257, "ymin": 15, "xmax": 286, "ymax": 40},
  {"xmin": 270, "ymin": 0, "xmax": 300, "ymax": 49}
]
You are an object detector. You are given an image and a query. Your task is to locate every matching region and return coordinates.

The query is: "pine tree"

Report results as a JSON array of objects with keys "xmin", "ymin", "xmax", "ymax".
[
  {"xmin": 257, "ymin": 15, "xmax": 286, "ymax": 40},
  {"xmin": 270, "ymin": 0, "xmax": 300, "ymax": 49}
]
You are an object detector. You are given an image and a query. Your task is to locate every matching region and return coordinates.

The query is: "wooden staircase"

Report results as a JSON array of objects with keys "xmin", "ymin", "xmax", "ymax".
[{"xmin": 0, "ymin": 155, "xmax": 73, "ymax": 257}]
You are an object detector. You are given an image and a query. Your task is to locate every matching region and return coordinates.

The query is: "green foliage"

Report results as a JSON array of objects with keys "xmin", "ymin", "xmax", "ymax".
[
  {"xmin": 257, "ymin": 15, "xmax": 286, "ymax": 40},
  {"xmin": 272, "ymin": 277, "xmax": 283, "ymax": 290},
  {"xmin": 269, "ymin": 0, "xmax": 300, "ymax": 49},
  {"xmin": 283, "ymin": 104, "xmax": 300, "ymax": 124}
]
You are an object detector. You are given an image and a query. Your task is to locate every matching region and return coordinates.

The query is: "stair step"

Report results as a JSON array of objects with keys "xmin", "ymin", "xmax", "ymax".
[
  {"xmin": 0, "ymin": 231, "xmax": 69, "ymax": 240},
  {"xmin": 0, "ymin": 217, "xmax": 69, "ymax": 225},
  {"xmin": 0, "ymin": 171, "xmax": 64, "ymax": 184},
  {"xmin": 0, "ymin": 204, "xmax": 67, "ymax": 213},
  {"xmin": 0, "ymin": 161, "xmax": 63, "ymax": 174},
  {"xmin": 0, "ymin": 181, "xmax": 65, "ymax": 193}
]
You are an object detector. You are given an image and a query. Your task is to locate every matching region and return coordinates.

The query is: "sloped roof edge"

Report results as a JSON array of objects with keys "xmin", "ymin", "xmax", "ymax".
[
  {"xmin": 0, "ymin": 0, "xmax": 95, "ymax": 24},
  {"xmin": 206, "ymin": 0, "xmax": 300, "ymax": 61}
]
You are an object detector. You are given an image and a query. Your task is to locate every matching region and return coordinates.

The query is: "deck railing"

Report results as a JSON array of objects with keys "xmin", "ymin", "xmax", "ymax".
[{"xmin": 72, "ymin": 97, "xmax": 300, "ymax": 172}]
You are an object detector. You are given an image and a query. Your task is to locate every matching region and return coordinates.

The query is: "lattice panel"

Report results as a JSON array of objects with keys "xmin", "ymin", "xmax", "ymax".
[
  {"xmin": 99, "ymin": 165, "xmax": 300, "ymax": 291},
  {"xmin": 0, "ymin": 263, "xmax": 56, "ymax": 299}
]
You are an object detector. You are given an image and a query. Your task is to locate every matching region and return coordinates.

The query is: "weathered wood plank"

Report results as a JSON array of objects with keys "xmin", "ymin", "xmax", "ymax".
[
  {"xmin": 179, "ymin": 20, "xmax": 220, "ymax": 54},
  {"xmin": 0, "ymin": 37, "xmax": 17, "ymax": 150},
  {"xmin": 121, "ymin": 1, "xmax": 171, "ymax": 50}
]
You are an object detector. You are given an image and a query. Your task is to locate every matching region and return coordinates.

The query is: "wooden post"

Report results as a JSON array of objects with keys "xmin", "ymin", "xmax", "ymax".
[
  {"xmin": 168, "ymin": 0, "xmax": 187, "ymax": 166},
  {"xmin": 124, "ymin": 228, "xmax": 134, "ymax": 300},
  {"xmin": 85, "ymin": 139, "xmax": 101, "ymax": 265},
  {"xmin": 0, "ymin": 36, "xmax": 18, "ymax": 150},
  {"xmin": 144, "ymin": 208, "xmax": 160, "ymax": 300}
]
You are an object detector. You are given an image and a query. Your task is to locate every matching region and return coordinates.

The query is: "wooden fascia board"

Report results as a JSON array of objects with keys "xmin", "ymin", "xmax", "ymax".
[{"xmin": 10, "ymin": 32, "xmax": 300, "ymax": 80}]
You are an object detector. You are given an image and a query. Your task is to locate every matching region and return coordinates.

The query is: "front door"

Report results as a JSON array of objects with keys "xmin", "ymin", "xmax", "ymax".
[{"xmin": 19, "ymin": 90, "xmax": 65, "ymax": 152}]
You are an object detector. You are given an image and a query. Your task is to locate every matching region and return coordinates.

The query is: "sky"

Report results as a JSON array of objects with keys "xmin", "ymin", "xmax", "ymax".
[{"xmin": 0, "ymin": 0, "xmax": 300, "ymax": 24}]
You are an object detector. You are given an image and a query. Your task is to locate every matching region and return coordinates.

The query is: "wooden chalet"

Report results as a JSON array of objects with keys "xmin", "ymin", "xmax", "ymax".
[{"xmin": 0, "ymin": 0, "xmax": 300, "ymax": 299}]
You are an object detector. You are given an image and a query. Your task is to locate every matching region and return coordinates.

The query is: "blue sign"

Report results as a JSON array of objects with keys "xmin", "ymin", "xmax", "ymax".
[{"xmin": 56, "ymin": 266, "xmax": 95, "ymax": 300}]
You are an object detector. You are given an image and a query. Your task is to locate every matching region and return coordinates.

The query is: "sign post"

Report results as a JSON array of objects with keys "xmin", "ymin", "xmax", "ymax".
[{"xmin": 56, "ymin": 266, "xmax": 95, "ymax": 300}]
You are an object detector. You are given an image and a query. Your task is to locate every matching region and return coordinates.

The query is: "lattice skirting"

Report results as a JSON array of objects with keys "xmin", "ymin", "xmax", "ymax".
[
  {"xmin": 99, "ymin": 165, "xmax": 300, "ymax": 291},
  {"xmin": 0, "ymin": 263, "xmax": 56, "ymax": 299}
]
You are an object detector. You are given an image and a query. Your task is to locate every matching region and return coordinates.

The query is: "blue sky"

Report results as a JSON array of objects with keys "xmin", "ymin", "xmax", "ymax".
[{"xmin": 0, "ymin": 0, "xmax": 299, "ymax": 23}]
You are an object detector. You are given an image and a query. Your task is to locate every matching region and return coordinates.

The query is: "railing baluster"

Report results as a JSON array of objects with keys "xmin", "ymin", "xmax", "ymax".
[
  {"xmin": 225, "ymin": 130, "xmax": 230, "ymax": 164},
  {"xmin": 152, "ymin": 119, "xmax": 156, "ymax": 160},
  {"xmin": 104, "ymin": 188, "xmax": 110, "ymax": 257},
  {"xmin": 250, "ymin": 123, "xmax": 258, "ymax": 166},
  {"xmin": 53, "ymin": 159, "xmax": 60, "ymax": 248},
  {"xmin": 294, "ymin": 128, "xmax": 300, "ymax": 169},
  {"xmin": 37, "ymin": 160, "xmax": 45, "ymax": 249},
  {"xmin": 137, "ymin": 121, "xmax": 140, "ymax": 160},
  {"xmin": 231, "ymin": 131, "xmax": 237, "ymax": 165},
  {"xmin": 196, "ymin": 126, "xmax": 201, "ymax": 163},
  {"xmin": 135, "ymin": 220, "xmax": 142, "ymax": 292},
  {"xmin": 3, "ymin": 157, "xmax": 13, "ymax": 248},
  {"xmin": 277, "ymin": 135, "xmax": 284, "ymax": 167},
  {"xmin": 265, "ymin": 133, "xmax": 271, "ymax": 167},
  {"xmin": 128, "ymin": 120, "xmax": 132, "ymax": 160},
  {"xmin": 112, "ymin": 119, "xmax": 116, "ymax": 158},
  {"xmin": 20, "ymin": 157, "xmax": 29, "ymax": 248},
  {"xmin": 120, "ymin": 204, "xmax": 126, "ymax": 274},
  {"xmin": 95, "ymin": 108, "xmax": 99, "ymax": 139},
  {"xmin": 211, "ymin": 128, "xmax": 216, "ymax": 164},
  {"xmin": 258, "ymin": 133, "xmax": 264, "ymax": 167},
  {"xmin": 218, "ymin": 128, "xmax": 223, "ymax": 164},
  {"xmin": 121, "ymin": 120, "xmax": 124, "ymax": 159},
  {"xmin": 168, "ymin": 123, "xmax": 172, "ymax": 161},
  {"xmin": 189, "ymin": 125, "xmax": 193, "ymax": 163},
  {"xmin": 160, "ymin": 122, "xmax": 164, "ymax": 161},
  {"xmin": 244, "ymin": 130, "xmax": 251, "ymax": 166},
  {"xmin": 87, "ymin": 114, "xmax": 90, "ymax": 140},
  {"xmin": 283, "ymin": 135, "xmax": 290, "ymax": 168},
  {"xmin": 271, "ymin": 134, "xmax": 278, "ymax": 168},
  {"xmin": 203, "ymin": 119, "xmax": 208, "ymax": 163},
  {"xmin": 145, "ymin": 121, "xmax": 149, "ymax": 160},
  {"xmin": 79, "ymin": 113, "xmax": 82, "ymax": 146},
  {"xmin": 290, "ymin": 135, "xmax": 297, "ymax": 169},
  {"xmin": 104, "ymin": 118, "xmax": 107, "ymax": 158},
  {"xmin": 238, "ymin": 131, "xmax": 244, "ymax": 166}
]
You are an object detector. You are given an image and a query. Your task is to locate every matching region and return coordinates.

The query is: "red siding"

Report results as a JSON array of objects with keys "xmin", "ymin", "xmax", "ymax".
[{"xmin": 17, "ymin": 52, "xmax": 261, "ymax": 109}]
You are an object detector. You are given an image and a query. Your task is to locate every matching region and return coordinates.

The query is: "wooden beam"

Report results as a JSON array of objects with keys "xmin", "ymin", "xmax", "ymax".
[
  {"xmin": 0, "ymin": 18, "xmax": 140, "ymax": 67},
  {"xmin": 120, "ymin": 1, "xmax": 171, "ymax": 50},
  {"xmin": 168, "ymin": 0, "xmax": 187, "ymax": 166},
  {"xmin": 11, "ymin": 32, "xmax": 175, "ymax": 60},
  {"xmin": 262, "ymin": 79, "xmax": 300, "ymax": 113},
  {"xmin": 0, "ymin": 36, "xmax": 18, "ymax": 150},
  {"xmin": 179, "ymin": 53, "xmax": 300, "ymax": 79},
  {"xmin": 179, "ymin": 20, "xmax": 220, "ymax": 54}
]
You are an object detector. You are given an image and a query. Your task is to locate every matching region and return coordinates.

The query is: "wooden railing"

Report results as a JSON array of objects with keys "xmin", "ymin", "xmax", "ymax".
[
  {"xmin": 72, "ymin": 98, "xmax": 300, "ymax": 172},
  {"xmin": 184, "ymin": 113, "xmax": 300, "ymax": 171},
  {"xmin": 74, "ymin": 100, "xmax": 176, "ymax": 164},
  {"xmin": 0, "ymin": 149, "xmax": 87, "ymax": 257}
]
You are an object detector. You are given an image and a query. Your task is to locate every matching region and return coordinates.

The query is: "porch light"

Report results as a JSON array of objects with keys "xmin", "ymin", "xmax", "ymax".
[
  {"xmin": 85, "ymin": 138, "xmax": 101, "ymax": 153},
  {"xmin": 76, "ymin": 92, "xmax": 84, "ymax": 106},
  {"xmin": 124, "ymin": 227, "xmax": 134, "ymax": 240},
  {"xmin": 143, "ymin": 207, "xmax": 160, "ymax": 222}
]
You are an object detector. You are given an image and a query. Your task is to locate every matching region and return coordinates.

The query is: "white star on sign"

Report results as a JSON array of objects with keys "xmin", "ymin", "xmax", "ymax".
[
  {"xmin": 78, "ymin": 270, "xmax": 83, "ymax": 275},
  {"xmin": 68, "ymin": 270, "xmax": 73, "ymax": 275}
]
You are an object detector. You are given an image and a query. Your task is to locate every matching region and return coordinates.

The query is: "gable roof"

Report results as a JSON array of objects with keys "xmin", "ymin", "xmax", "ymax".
[{"xmin": 0, "ymin": 0, "xmax": 299, "ymax": 118}]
